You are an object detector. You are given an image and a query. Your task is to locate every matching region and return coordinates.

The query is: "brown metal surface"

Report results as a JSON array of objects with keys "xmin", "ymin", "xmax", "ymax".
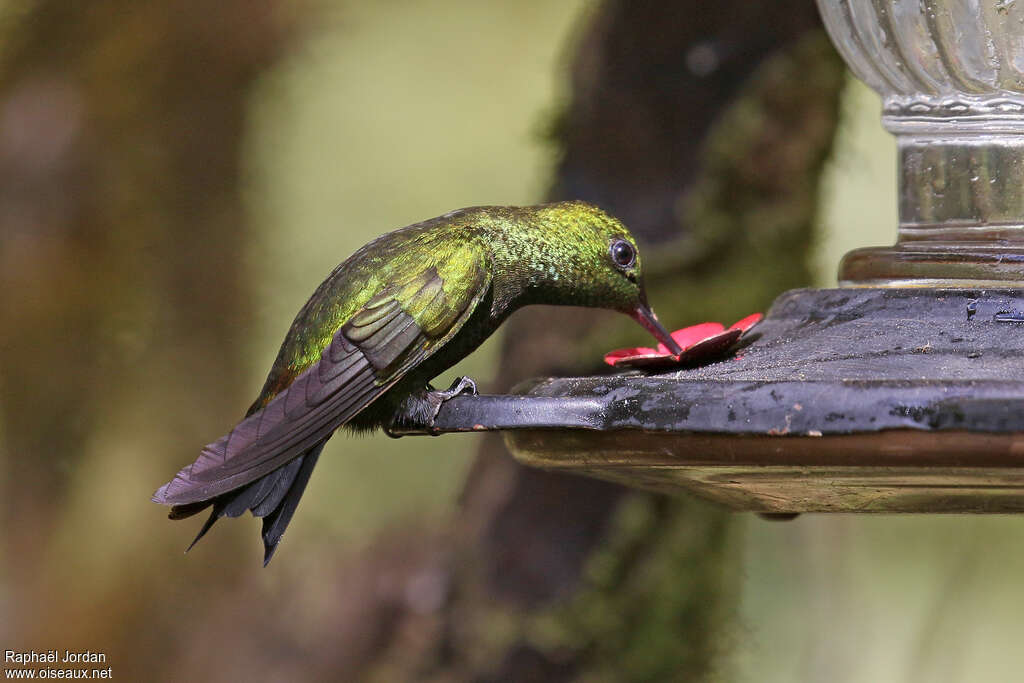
[
  {"xmin": 839, "ymin": 243, "xmax": 1024, "ymax": 286},
  {"xmin": 507, "ymin": 429, "xmax": 1024, "ymax": 512}
]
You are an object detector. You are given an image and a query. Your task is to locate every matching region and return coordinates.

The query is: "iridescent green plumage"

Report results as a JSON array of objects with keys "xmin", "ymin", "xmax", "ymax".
[{"xmin": 153, "ymin": 201, "xmax": 678, "ymax": 563}]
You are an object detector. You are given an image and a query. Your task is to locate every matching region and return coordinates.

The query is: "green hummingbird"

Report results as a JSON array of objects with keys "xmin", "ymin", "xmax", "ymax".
[{"xmin": 153, "ymin": 201, "xmax": 681, "ymax": 564}]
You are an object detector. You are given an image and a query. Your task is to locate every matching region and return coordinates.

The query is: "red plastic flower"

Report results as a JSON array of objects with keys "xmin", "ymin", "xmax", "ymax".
[{"xmin": 604, "ymin": 313, "xmax": 763, "ymax": 369}]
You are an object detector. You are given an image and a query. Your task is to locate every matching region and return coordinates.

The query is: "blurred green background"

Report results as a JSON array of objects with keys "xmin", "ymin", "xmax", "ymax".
[
  {"xmin": 1, "ymin": 1, "xmax": 1023, "ymax": 681},
  {"xmin": 244, "ymin": 0, "xmax": 589, "ymax": 550}
]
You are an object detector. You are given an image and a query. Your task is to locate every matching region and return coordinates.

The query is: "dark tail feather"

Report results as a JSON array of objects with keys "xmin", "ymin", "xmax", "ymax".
[
  {"xmin": 185, "ymin": 505, "xmax": 222, "ymax": 552},
  {"xmin": 173, "ymin": 441, "xmax": 327, "ymax": 563},
  {"xmin": 261, "ymin": 443, "xmax": 322, "ymax": 566}
]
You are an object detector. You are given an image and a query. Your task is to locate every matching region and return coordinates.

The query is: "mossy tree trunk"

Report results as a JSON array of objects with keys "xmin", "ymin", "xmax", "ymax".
[
  {"xmin": 0, "ymin": 0, "xmax": 292, "ymax": 668},
  {"xmin": 333, "ymin": 2, "xmax": 846, "ymax": 681}
]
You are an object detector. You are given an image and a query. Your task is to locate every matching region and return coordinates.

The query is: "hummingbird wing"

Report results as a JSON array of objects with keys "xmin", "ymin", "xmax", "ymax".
[{"xmin": 153, "ymin": 243, "xmax": 491, "ymax": 509}]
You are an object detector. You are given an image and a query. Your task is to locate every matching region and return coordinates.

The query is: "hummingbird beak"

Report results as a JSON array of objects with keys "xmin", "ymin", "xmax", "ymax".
[{"xmin": 630, "ymin": 292, "xmax": 683, "ymax": 356}]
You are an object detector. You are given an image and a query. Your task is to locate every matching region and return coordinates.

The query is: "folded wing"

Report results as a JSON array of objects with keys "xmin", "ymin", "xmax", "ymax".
[{"xmin": 153, "ymin": 243, "xmax": 490, "ymax": 560}]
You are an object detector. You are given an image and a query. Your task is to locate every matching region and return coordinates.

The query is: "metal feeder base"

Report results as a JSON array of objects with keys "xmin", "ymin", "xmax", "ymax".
[{"xmin": 428, "ymin": 288, "xmax": 1024, "ymax": 513}]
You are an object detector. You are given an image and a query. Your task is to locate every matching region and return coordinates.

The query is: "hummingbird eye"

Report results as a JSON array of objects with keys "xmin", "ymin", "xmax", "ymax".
[{"xmin": 610, "ymin": 239, "xmax": 636, "ymax": 269}]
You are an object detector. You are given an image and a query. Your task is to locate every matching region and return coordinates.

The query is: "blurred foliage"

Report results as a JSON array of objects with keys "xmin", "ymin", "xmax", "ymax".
[
  {"xmin": 814, "ymin": 76, "xmax": 897, "ymax": 286},
  {"xmin": 0, "ymin": 0, "xmax": 292, "ymax": 663},
  {"xmin": 1, "ymin": 1, "xmax": 1023, "ymax": 681},
  {"xmin": 243, "ymin": 0, "xmax": 592, "ymax": 545},
  {"xmin": 0, "ymin": 0, "xmax": 591, "ymax": 678}
]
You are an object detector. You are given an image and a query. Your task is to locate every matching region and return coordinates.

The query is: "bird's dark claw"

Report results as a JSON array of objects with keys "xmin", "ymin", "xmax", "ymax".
[
  {"xmin": 385, "ymin": 376, "xmax": 478, "ymax": 437},
  {"xmin": 437, "ymin": 376, "xmax": 478, "ymax": 400}
]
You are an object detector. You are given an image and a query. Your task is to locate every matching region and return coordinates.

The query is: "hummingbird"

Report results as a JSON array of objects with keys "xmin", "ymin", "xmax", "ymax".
[{"xmin": 153, "ymin": 201, "xmax": 682, "ymax": 564}]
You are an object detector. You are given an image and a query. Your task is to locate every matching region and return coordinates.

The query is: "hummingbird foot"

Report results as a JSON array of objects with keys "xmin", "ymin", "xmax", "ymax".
[
  {"xmin": 435, "ymin": 375, "xmax": 478, "ymax": 400},
  {"xmin": 385, "ymin": 376, "xmax": 478, "ymax": 437}
]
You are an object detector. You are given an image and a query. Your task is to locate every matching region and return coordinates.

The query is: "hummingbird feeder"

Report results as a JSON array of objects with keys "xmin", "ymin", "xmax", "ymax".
[{"xmin": 410, "ymin": 0, "xmax": 1024, "ymax": 514}]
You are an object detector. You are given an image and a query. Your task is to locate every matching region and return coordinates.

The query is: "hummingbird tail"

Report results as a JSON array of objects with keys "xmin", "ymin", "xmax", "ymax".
[{"xmin": 169, "ymin": 441, "xmax": 326, "ymax": 565}]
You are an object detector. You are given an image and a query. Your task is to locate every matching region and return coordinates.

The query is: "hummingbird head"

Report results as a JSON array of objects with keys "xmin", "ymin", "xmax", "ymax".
[{"xmin": 512, "ymin": 201, "xmax": 683, "ymax": 356}]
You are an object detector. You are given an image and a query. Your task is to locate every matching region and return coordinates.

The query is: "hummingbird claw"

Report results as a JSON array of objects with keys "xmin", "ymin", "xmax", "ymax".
[
  {"xmin": 385, "ymin": 376, "xmax": 479, "ymax": 437},
  {"xmin": 438, "ymin": 376, "xmax": 478, "ymax": 400}
]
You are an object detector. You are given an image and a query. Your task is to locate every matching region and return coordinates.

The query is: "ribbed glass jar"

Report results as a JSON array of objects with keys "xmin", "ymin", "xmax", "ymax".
[{"xmin": 817, "ymin": 0, "xmax": 1024, "ymax": 285}]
